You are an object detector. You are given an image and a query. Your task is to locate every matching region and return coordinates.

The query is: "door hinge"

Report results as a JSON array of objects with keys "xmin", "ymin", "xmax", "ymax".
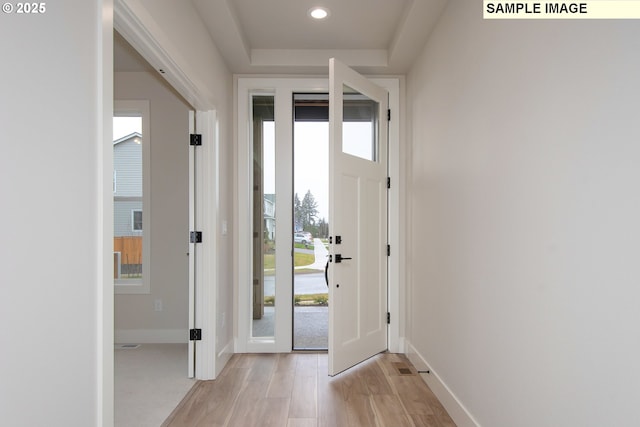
[
  {"xmin": 387, "ymin": 245, "xmax": 391, "ymax": 256},
  {"xmin": 387, "ymin": 312, "xmax": 391, "ymax": 324},
  {"xmin": 387, "ymin": 177, "xmax": 391, "ymax": 189},
  {"xmin": 190, "ymin": 231, "xmax": 203, "ymax": 243},
  {"xmin": 387, "ymin": 109, "xmax": 391, "ymax": 121},
  {"xmin": 189, "ymin": 328, "xmax": 202, "ymax": 341},
  {"xmin": 190, "ymin": 133, "xmax": 202, "ymax": 146}
]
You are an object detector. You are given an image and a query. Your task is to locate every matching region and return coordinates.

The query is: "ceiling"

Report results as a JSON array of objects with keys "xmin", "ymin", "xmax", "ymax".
[
  {"xmin": 191, "ymin": 0, "xmax": 447, "ymax": 74},
  {"xmin": 115, "ymin": 0, "xmax": 448, "ymax": 75}
]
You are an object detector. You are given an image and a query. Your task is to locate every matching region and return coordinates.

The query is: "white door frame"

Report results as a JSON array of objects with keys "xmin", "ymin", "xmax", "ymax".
[
  {"xmin": 235, "ymin": 76, "xmax": 404, "ymax": 354},
  {"xmin": 114, "ymin": 0, "xmax": 219, "ymax": 380}
]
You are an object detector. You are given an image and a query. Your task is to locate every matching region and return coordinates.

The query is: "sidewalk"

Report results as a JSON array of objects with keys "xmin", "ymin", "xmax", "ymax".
[{"xmin": 294, "ymin": 238, "xmax": 329, "ymax": 270}]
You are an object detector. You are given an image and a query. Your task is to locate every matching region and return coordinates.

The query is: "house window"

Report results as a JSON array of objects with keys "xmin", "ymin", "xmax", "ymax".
[
  {"xmin": 132, "ymin": 209, "xmax": 142, "ymax": 231},
  {"xmin": 113, "ymin": 100, "xmax": 150, "ymax": 294}
]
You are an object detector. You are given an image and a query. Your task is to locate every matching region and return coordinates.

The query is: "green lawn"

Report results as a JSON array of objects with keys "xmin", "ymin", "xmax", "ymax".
[
  {"xmin": 294, "ymin": 242, "xmax": 314, "ymax": 250},
  {"xmin": 294, "ymin": 252, "xmax": 315, "ymax": 266},
  {"xmin": 263, "ymin": 252, "xmax": 315, "ymax": 270},
  {"xmin": 295, "ymin": 293, "xmax": 328, "ymax": 306},
  {"xmin": 264, "ymin": 293, "xmax": 328, "ymax": 306}
]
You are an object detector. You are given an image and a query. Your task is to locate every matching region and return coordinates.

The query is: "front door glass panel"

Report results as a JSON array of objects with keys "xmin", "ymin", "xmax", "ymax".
[{"xmin": 342, "ymin": 85, "xmax": 379, "ymax": 162}]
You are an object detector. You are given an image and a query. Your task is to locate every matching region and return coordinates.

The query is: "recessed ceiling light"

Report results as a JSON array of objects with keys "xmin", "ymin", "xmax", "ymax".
[{"xmin": 308, "ymin": 7, "xmax": 329, "ymax": 20}]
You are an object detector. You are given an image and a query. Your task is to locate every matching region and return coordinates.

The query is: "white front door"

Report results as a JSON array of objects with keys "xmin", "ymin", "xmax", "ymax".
[{"xmin": 328, "ymin": 59, "xmax": 389, "ymax": 376}]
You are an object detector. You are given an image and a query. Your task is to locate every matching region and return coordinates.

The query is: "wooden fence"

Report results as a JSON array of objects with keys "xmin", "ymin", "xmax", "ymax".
[{"xmin": 113, "ymin": 236, "xmax": 142, "ymax": 278}]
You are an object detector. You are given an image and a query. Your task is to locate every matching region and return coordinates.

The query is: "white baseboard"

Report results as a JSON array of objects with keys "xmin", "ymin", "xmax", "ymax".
[
  {"xmin": 405, "ymin": 340, "xmax": 481, "ymax": 427},
  {"xmin": 115, "ymin": 329, "xmax": 187, "ymax": 344}
]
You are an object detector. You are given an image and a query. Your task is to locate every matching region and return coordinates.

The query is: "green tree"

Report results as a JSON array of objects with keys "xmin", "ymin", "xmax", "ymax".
[
  {"xmin": 301, "ymin": 190, "xmax": 319, "ymax": 231},
  {"xmin": 294, "ymin": 193, "xmax": 303, "ymax": 230},
  {"xmin": 317, "ymin": 217, "xmax": 329, "ymax": 238}
]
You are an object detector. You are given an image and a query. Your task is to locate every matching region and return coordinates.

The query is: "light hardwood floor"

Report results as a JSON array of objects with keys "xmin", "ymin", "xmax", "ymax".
[{"xmin": 162, "ymin": 352, "xmax": 455, "ymax": 427}]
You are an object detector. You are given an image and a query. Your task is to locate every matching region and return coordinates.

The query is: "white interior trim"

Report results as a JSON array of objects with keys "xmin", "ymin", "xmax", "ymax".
[
  {"xmin": 370, "ymin": 77, "xmax": 403, "ymax": 353},
  {"xmin": 99, "ymin": 1, "xmax": 114, "ymax": 425},
  {"xmin": 194, "ymin": 110, "xmax": 219, "ymax": 379},
  {"xmin": 273, "ymin": 87, "xmax": 295, "ymax": 352},
  {"xmin": 406, "ymin": 340, "xmax": 481, "ymax": 427},
  {"xmin": 188, "ymin": 110, "xmax": 196, "ymax": 378},
  {"xmin": 114, "ymin": 0, "xmax": 211, "ymax": 111}
]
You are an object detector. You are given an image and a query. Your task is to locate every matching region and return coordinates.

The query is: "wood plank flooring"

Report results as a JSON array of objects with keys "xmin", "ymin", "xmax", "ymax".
[{"xmin": 162, "ymin": 352, "xmax": 456, "ymax": 427}]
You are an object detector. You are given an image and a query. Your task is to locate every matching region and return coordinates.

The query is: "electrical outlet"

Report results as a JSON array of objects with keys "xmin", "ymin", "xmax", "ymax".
[{"xmin": 154, "ymin": 299, "xmax": 163, "ymax": 311}]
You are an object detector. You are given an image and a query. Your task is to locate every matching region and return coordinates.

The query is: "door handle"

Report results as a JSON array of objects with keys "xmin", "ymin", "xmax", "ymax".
[
  {"xmin": 335, "ymin": 254, "xmax": 353, "ymax": 263},
  {"xmin": 324, "ymin": 259, "xmax": 329, "ymax": 287}
]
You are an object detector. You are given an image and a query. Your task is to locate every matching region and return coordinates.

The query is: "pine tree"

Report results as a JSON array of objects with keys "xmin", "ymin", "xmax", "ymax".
[
  {"xmin": 300, "ymin": 190, "xmax": 319, "ymax": 231},
  {"xmin": 293, "ymin": 193, "xmax": 303, "ymax": 231}
]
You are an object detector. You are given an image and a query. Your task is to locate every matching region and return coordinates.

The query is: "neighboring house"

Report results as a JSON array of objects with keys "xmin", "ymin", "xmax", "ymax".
[
  {"xmin": 113, "ymin": 132, "xmax": 143, "ymax": 237},
  {"xmin": 264, "ymin": 193, "xmax": 275, "ymax": 241},
  {"xmin": 113, "ymin": 132, "xmax": 143, "ymax": 276}
]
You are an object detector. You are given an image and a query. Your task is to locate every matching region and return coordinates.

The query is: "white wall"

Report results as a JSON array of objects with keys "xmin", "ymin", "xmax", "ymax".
[
  {"xmin": 114, "ymin": 71, "xmax": 191, "ymax": 342},
  {"xmin": 0, "ymin": 1, "xmax": 112, "ymax": 425},
  {"xmin": 406, "ymin": 3, "xmax": 640, "ymax": 426}
]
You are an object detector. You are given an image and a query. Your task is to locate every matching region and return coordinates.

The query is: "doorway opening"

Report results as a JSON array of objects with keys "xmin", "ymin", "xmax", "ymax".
[
  {"xmin": 114, "ymin": 29, "xmax": 198, "ymax": 424},
  {"xmin": 237, "ymin": 75, "xmax": 400, "ymax": 358},
  {"xmin": 293, "ymin": 94, "xmax": 330, "ymax": 350}
]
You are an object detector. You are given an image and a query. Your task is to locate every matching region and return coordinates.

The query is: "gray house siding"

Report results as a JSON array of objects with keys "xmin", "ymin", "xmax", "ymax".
[
  {"xmin": 114, "ymin": 134, "xmax": 142, "ymax": 197},
  {"xmin": 114, "ymin": 200, "xmax": 143, "ymax": 236},
  {"xmin": 264, "ymin": 194, "xmax": 275, "ymax": 240},
  {"xmin": 114, "ymin": 133, "xmax": 143, "ymax": 237}
]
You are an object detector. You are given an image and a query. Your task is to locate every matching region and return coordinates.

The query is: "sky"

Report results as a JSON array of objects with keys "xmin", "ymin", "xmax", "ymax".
[
  {"xmin": 263, "ymin": 121, "xmax": 330, "ymax": 220},
  {"xmin": 294, "ymin": 122, "xmax": 330, "ymax": 220},
  {"xmin": 113, "ymin": 116, "xmax": 142, "ymax": 140},
  {"xmin": 263, "ymin": 120, "xmax": 372, "ymax": 223}
]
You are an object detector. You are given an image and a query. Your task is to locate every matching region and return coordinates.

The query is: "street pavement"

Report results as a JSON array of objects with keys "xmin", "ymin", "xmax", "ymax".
[
  {"xmin": 263, "ymin": 238, "xmax": 330, "ymax": 296},
  {"xmin": 264, "ymin": 272, "xmax": 327, "ymax": 296}
]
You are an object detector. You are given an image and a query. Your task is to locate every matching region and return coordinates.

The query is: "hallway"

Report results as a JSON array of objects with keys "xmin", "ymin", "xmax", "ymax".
[{"xmin": 162, "ymin": 352, "xmax": 455, "ymax": 426}]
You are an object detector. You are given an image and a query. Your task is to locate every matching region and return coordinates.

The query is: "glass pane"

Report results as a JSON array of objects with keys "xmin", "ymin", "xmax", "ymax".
[
  {"xmin": 252, "ymin": 95, "xmax": 276, "ymax": 338},
  {"xmin": 113, "ymin": 116, "xmax": 143, "ymax": 282},
  {"xmin": 342, "ymin": 85, "xmax": 379, "ymax": 162}
]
